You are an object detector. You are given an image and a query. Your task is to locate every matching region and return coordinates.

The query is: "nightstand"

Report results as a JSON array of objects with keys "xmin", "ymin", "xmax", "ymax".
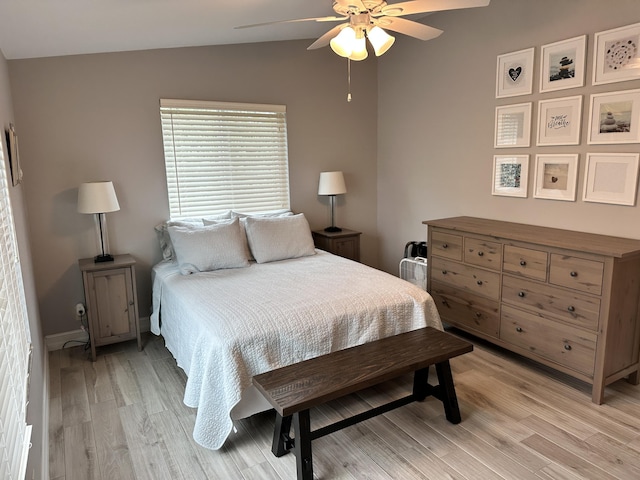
[
  {"xmin": 79, "ymin": 254, "xmax": 141, "ymax": 360},
  {"xmin": 312, "ymin": 229, "xmax": 361, "ymax": 262}
]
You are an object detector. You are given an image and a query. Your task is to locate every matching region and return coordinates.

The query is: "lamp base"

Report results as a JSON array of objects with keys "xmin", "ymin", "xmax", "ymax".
[
  {"xmin": 324, "ymin": 226, "xmax": 342, "ymax": 233},
  {"xmin": 94, "ymin": 254, "xmax": 115, "ymax": 263}
]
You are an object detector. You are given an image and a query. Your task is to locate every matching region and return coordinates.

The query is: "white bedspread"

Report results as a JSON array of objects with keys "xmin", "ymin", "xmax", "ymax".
[{"xmin": 151, "ymin": 250, "xmax": 442, "ymax": 450}]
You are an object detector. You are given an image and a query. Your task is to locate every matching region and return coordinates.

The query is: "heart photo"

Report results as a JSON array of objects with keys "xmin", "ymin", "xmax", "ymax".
[{"xmin": 496, "ymin": 48, "xmax": 534, "ymax": 98}]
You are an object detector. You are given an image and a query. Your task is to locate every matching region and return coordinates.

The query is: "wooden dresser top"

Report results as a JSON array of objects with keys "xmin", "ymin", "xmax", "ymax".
[{"xmin": 423, "ymin": 216, "xmax": 640, "ymax": 259}]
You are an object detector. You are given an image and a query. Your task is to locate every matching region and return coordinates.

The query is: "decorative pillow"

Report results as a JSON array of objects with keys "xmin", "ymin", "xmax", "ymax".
[
  {"xmin": 167, "ymin": 217, "xmax": 249, "ymax": 274},
  {"xmin": 245, "ymin": 213, "xmax": 316, "ymax": 264},
  {"xmin": 155, "ymin": 211, "xmax": 231, "ymax": 260}
]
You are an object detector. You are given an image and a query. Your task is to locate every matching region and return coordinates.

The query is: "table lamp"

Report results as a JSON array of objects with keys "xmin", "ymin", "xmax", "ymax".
[
  {"xmin": 77, "ymin": 181, "xmax": 120, "ymax": 262},
  {"xmin": 318, "ymin": 171, "xmax": 347, "ymax": 232}
]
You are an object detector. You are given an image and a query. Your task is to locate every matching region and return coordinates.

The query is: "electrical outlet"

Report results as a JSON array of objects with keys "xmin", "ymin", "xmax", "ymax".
[{"xmin": 75, "ymin": 303, "xmax": 86, "ymax": 317}]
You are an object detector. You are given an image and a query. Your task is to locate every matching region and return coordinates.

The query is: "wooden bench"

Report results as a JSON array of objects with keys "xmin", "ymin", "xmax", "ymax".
[{"xmin": 252, "ymin": 326, "xmax": 473, "ymax": 480}]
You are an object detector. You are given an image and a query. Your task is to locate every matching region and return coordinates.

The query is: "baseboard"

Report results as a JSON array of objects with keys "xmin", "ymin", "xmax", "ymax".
[{"xmin": 44, "ymin": 316, "xmax": 151, "ymax": 351}]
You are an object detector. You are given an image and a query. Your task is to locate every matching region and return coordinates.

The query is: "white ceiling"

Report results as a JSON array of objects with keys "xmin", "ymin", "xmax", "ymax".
[{"xmin": 0, "ymin": 0, "xmax": 350, "ymax": 60}]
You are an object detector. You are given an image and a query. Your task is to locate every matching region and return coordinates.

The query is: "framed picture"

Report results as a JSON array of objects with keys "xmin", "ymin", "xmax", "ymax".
[
  {"xmin": 492, "ymin": 155, "xmax": 529, "ymax": 197},
  {"xmin": 537, "ymin": 95, "xmax": 582, "ymax": 146},
  {"xmin": 582, "ymin": 153, "xmax": 639, "ymax": 205},
  {"xmin": 593, "ymin": 22, "xmax": 640, "ymax": 85},
  {"xmin": 587, "ymin": 89, "xmax": 640, "ymax": 144},
  {"xmin": 496, "ymin": 48, "xmax": 535, "ymax": 98},
  {"xmin": 540, "ymin": 35, "xmax": 586, "ymax": 93},
  {"xmin": 533, "ymin": 154, "xmax": 579, "ymax": 201},
  {"xmin": 495, "ymin": 103, "xmax": 532, "ymax": 148},
  {"xmin": 4, "ymin": 124, "xmax": 22, "ymax": 186}
]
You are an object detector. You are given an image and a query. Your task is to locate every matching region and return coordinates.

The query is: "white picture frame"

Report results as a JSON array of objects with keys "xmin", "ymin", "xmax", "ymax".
[
  {"xmin": 587, "ymin": 89, "xmax": 640, "ymax": 144},
  {"xmin": 537, "ymin": 95, "xmax": 582, "ymax": 146},
  {"xmin": 492, "ymin": 155, "xmax": 529, "ymax": 197},
  {"xmin": 496, "ymin": 48, "xmax": 535, "ymax": 98},
  {"xmin": 540, "ymin": 35, "xmax": 586, "ymax": 93},
  {"xmin": 582, "ymin": 153, "xmax": 639, "ymax": 205},
  {"xmin": 593, "ymin": 22, "xmax": 640, "ymax": 86},
  {"xmin": 533, "ymin": 154, "xmax": 579, "ymax": 201},
  {"xmin": 495, "ymin": 103, "xmax": 532, "ymax": 148}
]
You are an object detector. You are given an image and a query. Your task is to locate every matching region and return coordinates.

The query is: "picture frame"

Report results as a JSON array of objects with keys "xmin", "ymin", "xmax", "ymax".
[
  {"xmin": 587, "ymin": 89, "xmax": 640, "ymax": 144},
  {"xmin": 540, "ymin": 35, "xmax": 586, "ymax": 93},
  {"xmin": 533, "ymin": 154, "xmax": 579, "ymax": 201},
  {"xmin": 593, "ymin": 22, "xmax": 640, "ymax": 86},
  {"xmin": 492, "ymin": 155, "xmax": 529, "ymax": 197},
  {"xmin": 4, "ymin": 124, "xmax": 22, "ymax": 186},
  {"xmin": 582, "ymin": 153, "xmax": 639, "ymax": 206},
  {"xmin": 495, "ymin": 102, "xmax": 532, "ymax": 148},
  {"xmin": 496, "ymin": 48, "xmax": 535, "ymax": 98},
  {"xmin": 536, "ymin": 95, "xmax": 582, "ymax": 146}
]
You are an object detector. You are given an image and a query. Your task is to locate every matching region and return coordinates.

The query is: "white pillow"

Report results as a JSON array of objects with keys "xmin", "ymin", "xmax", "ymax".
[
  {"xmin": 245, "ymin": 213, "xmax": 316, "ymax": 264},
  {"xmin": 167, "ymin": 217, "xmax": 249, "ymax": 274}
]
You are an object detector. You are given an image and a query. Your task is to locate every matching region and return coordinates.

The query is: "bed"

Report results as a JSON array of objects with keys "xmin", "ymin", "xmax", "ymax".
[{"xmin": 150, "ymin": 212, "xmax": 442, "ymax": 450}]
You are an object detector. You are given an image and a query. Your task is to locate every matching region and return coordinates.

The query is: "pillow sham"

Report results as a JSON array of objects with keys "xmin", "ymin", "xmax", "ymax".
[
  {"xmin": 245, "ymin": 213, "xmax": 316, "ymax": 264},
  {"xmin": 167, "ymin": 217, "xmax": 249, "ymax": 274}
]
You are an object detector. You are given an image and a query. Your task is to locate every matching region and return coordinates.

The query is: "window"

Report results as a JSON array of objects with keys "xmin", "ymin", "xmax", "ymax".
[
  {"xmin": 0, "ymin": 142, "xmax": 32, "ymax": 480},
  {"xmin": 160, "ymin": 99, "xmax": 290, "ymax": 219}
]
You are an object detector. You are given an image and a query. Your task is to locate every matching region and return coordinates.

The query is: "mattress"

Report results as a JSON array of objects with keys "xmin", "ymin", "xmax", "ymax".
[{"xmin": 150, "ymin": 250, "xmax": 442, "ymax": 449}]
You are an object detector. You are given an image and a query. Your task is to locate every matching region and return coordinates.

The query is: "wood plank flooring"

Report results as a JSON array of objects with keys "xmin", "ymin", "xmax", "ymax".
[{"xmin": 49, "ymin": 330, "xmax": 640, "ymax": 479}]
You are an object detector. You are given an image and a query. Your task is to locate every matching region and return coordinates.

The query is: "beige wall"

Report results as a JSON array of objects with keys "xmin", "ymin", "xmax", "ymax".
[
  {"xmin": 377, "ymin": 0, "xmax": 640, "ymax": 274},
  {"xmin": 0, "ymin": 50, "xmax": 45, "ymax": 480},
  {"xmin": 9, "ymin": 40, "xmax": 378, "ymax": 336}
]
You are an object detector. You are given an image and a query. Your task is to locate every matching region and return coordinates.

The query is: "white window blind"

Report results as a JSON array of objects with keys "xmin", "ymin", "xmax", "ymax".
[
  {"xmin": 160, "ymin": 99, "xmax": 290, "ymax": 218},
  {"xmin": 0, "ymin": 142, "xmax": 32, "ymax": 480}
]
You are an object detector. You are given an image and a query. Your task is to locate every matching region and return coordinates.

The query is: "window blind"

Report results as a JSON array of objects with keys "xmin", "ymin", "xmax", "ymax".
[
  {"xmin": 160, "ymin": 99, "xmax": 291, "ymax": 219},
  {"xmin": 0, "ymin": 143, "xmax": 32, "ymax": 480}
]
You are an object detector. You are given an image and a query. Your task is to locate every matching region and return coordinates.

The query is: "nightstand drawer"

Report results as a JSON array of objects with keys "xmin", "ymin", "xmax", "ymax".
[
  {"xmin": 312, "ymin": 229, "xmax": 361, "ymax": 262},
  {"xmin": 464, "ymin": 237, "xmax": 502, "ymax": 271},
  {"xmin": 431, "ymin": 231, "xmax": 463, "ymax": 261},
  {"xmin": 431, "ymin": 257, "xmax": 500, "ymax": 300},
  {"xmin": 549, "ymin": 254, "xmax": 604, "ymax": 295},
  {"xmin": 503, "ymin": 245, "xmax": 548, "ymax": 281}
]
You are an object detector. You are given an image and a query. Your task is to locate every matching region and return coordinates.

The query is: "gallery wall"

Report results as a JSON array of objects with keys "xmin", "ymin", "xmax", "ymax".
[
  {"xmin": 377, "ymin": 0, "xmax": 640, "ymax": 274},
  {"xmin": 9, "ymin": 40, "xmax": 378, "ymax": 336}
]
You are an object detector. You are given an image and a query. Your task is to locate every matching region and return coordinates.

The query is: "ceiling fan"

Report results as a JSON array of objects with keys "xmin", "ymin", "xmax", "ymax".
[{"xmin": 237, "ymin": 0, "xmax": 490, "ymax": 61}]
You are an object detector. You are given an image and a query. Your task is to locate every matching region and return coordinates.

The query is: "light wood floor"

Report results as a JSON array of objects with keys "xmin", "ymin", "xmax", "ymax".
[{"xmin": 49, "ymin": 330, "xmax": 640, "ymax": 480}]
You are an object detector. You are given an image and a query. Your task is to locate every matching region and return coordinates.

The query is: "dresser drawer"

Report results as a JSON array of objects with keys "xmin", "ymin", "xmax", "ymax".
[
  {"xmin": 549, "ymin": 254, "xmax": 604, "ymax": 295},
  {"xmin": 503, "ymin": 245, "xmax": 548, "ymax": 281},
  {"xmin": 464, "ymin": 237, "xmax": 502, "ymax": 271},
  {"xmin": 430, "ymin": 281, "xmax": 499, "ymax": 337},
  {"xmin": 500, "ymin": 305, "xmax": 596, "ymax": 376},
  {"xmin": 502, "ymin": 275, "xmax": 600, "ymax": 331},
  {"xmin": 431, "ymin": 231, "xmax": 463, "ymax": 261},
  {"xmin": 431, "ymin": 257, "xmax": 500, "ymax": 299}
]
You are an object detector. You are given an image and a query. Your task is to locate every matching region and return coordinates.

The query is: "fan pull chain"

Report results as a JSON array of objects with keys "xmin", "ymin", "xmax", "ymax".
[{"xmin": 347, "ymin": 58, "xmax": 352, "ymax": 102}]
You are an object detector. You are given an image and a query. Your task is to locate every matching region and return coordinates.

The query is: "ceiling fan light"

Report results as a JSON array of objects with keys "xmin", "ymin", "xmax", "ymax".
[
  {"xmin": 330, "ymin": 26, "xmax": 356, "ymax": 57},
  {"xmin": 348, "ymin": 36, "xmax": 368, "ymax": 61},
  {"xmin": 368, "ymin": 26, "xmax": 395, "ymax": 56}
]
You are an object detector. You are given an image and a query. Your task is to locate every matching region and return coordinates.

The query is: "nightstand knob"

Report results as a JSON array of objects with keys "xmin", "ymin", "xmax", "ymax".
[
  {"xmin": 564, "ymin": 344, "xmax": 572, "ymax": 351},
  {"xmin": 567, "ymin": 305, "xmax": 575, "ymax": 312},
  {"xmin": 442, "ymin": 243, "xmax": 448, "ymax": 249},
  {"xmin": 570, "ymin": 271, "xmax": 578, "ymax": 277},
  {"xmin": 518, "ymin": 291, "xmax": 525, "ymax": 298},
  {"xmin": 478, "ymin": 251, "xmax": 484, "ymax": 257},
  {"xmin": 520, "ymin": 260, "xmax": 527, "ymax": 266},
  {"xmin": 476, "ymin": 280, "xmax": 483, "ymax": 286},
  {"xmin": 516, "ymin": 327, "xmax": 523, "ymax": 333},
  {"xmin": 441, "ymin": 270, "xmax": 448, "ymax": 275}
]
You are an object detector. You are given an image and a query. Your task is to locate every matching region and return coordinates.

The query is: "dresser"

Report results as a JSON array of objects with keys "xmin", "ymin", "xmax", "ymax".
[
  {"xmin": 312, "ymin": 228, "xmax": 361, "ymax": 262},
  {"xmin": 424, "ymin": 216, "xmax": 640, "ymax": 404}
]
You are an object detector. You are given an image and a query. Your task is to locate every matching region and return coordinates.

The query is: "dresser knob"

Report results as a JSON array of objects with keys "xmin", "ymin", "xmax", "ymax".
[
  {"xmin": 570, "ymin": 271, "xmax": 578, "ymax": 277},
  {"xmin": 477, "ymin": 280, "xmax": 483, "ymax": 285},
  {"xmin": 567, "ymin": 306, "xmax": 575, "ymax": 312},
  {"xmin": 520, "ymin": 260, "xmax": 527, "ymax": 266},
  {"xmin": 478, "ymin": 251, "xmax": 484, "ymax": 257},
  {"xmin": 475, "ymin": 312, "xmax": 482, "ymax": 318},
  {"xmin": 564, "ymin": 344, "xmax": 572, "ymax": 351},
  {"xmin": 442, "ymin": 243, "xmax": 448, "ymax": 249},
  {"xmin": 442, "ymin": 270, "xmax": 448, "ymax": 275},
  {"xmin": 518, "ymin": 291, "xmax": 525, "ymax": 298},
  {"xmin": 516, "ymin": 327, "xmax": 523, "ymax": 332}
]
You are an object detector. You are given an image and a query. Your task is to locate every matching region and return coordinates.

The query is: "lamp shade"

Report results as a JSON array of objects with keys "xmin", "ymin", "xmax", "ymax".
[
  {"xmin": 77, "ymin": 181, "xmax": 120, "ymax": 214},
  {"xmin": 318, "ymin": 171, "xmax": 347, "ymax": 196}
]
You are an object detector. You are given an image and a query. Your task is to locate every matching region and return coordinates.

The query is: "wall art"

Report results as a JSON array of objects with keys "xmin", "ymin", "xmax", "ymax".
[
  {"xmin": 495, "ymin": 103, "xmax": 532, "ymax": 148},
  {"xmin": 492, "ymin": 155, "xmax": 529, "ymax": 197},
  {"xmin": 537, "ymin": 95, "xmax": 582, "ymax": 146},
  {"xmin": 582, "ymin": 153, "xmax": 639, "ymax": 205},
  {"xmin": 587, "ymin": 89, "xmax": 640, "ymax": 144},
  {"xmin": 496, "ymin": 48, "xmax": 535, "ymax": 98},
  {"xmin": 533, "ymin": 154, "xmax": 578, "ymax": 201},
  {"xmin": 593, "ymin": 22, "xmax": 640, "ymax": 85},
  {"xmin": 540, "ymin": 35, "xmax": 586, "ymax": 93}
]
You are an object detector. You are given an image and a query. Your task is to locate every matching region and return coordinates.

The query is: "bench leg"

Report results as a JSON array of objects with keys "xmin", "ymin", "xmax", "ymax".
[
  {"xmin": 293, "ymin": 410, "xmax": 313, "ymax": 480},
  {"xmin": 272, "ymin": 414, "xmax": 293, "ymax": 457},
  {"xmin": 435, "ymin": 360, "xmax": 461, "ymax": 424},
  {"xmin": 412, "ymin": 366, "xmax": 430, "ymax": 401}
]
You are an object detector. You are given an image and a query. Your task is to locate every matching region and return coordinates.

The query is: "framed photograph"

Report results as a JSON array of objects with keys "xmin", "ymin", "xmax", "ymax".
[
  {"xmin": 583, "ymin": 153, "xmax": 639, "ymax": 205},
  {"xmin": 4, "ymin": 124, "xmax": 22, "ymax": 186},
  {"xmin": 496, "ymin": 48, "xmax": 535, "ymax": 98},
  {"xmin": 492, "ymin": 155, "xmax": 529, "ymax": 197},
  {"xmin": 495, "ymin": 103, "xmax": 532, "ymax": 148},
  {"xmin": 540, "ymin": 35, "xmax": 586, "ymax": 93},
  {"xmin": 593, "ymin": 22, "xmax": 640, "ymax": 85},
  {"xmin": 533, "ymin": 154, "xmax": 579, "ymax": 201},
  {"xmin": 537, "ymin": 95, "xmax": 582, "ymax": 146},
  {"xmin": 587, "ymin": 89, "xmax": 640, "ymax": 144}
]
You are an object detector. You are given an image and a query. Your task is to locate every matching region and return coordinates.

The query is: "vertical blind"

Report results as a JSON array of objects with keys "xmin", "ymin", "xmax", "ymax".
[
  {"xmin": 0, "ymin": 142, "xmax": 32, "ymax": 480},
  {"xmin": 160, "ymin": 99, "xmax": 290, "ymax": 219}
]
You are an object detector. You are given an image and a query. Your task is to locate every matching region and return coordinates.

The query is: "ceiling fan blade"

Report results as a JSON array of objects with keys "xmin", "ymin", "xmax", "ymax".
[
  {"xmin": 307, "ymin": 24, "xmax": 348, "ymax": 50},
  {"xmin": 235, "ymin": 16, "xmax": 347, "ymax": 30},
  {"xmin": 380, "ymin": 0, "xmax": 490, "ymax": 17},
  {"xmin": 377, "ymin": 17, "xmax": 443, "ymax": 41}
]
